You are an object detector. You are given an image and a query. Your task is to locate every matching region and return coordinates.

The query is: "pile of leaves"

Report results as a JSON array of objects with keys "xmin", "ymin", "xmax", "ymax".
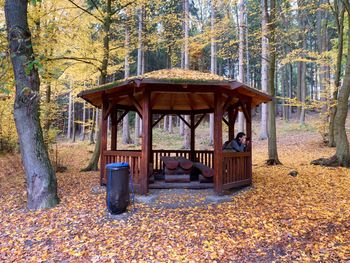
[{"xmin": 0, "ymin": 133, "xmax": 350, "ymax": 261}]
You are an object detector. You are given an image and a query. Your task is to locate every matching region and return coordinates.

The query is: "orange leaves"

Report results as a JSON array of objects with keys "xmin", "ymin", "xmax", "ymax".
[{"xmin": 1, "ymin": 133, "xmax": 350, "ymax": 261}]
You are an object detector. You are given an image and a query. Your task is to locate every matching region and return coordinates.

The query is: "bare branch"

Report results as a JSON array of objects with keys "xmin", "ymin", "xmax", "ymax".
[
  {"xmin": 67, "ymin": 0, "xmax": 104, "ymax": 23},
  {"xmin": 90, "ymin": 0, "xmax": 104, "ymax": 18},
  {"xmin": 110, "ymin": 1, "xmax": 134, "ymax": 17}
]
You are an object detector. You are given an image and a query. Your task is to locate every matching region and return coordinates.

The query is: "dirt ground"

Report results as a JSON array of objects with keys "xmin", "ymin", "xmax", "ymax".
[{"xmin": 0, "ymin": 123, "xmax": 350, "ymax": 262}]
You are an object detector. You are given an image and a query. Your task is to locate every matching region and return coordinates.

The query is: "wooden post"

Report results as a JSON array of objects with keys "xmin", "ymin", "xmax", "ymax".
[
  {"xmin": 214, "ymin": 93, "xmax": 224, "ymax": 194},
  {"xmin": 100, "ymin": 97, "xmax": 109, "ymax": 185},
  {"xmin": 245, "ymin": 101, "xmax": 252, "ymax": 183},
  {"xmin": 111, "ymin": 108, "xmax": 117, "ymax": 151},
  {"xmin": 190, "ymin": 114, "xmax": 195, "ymax": 161},
  {"xmin": 141, "ymin": 89, "xmax": 151, "ymax": 194}
]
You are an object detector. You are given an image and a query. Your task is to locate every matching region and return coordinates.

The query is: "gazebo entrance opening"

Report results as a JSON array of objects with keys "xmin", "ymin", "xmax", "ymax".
[{"xmin": 79, "ymin": 69, "xmax": 271, "ymax": 195}]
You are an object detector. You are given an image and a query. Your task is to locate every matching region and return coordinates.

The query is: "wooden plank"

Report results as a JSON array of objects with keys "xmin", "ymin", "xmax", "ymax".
[
  {"xmin": 223, "ymin": 179, "xmax": 251, "ymax": 190},
  {"xmin": 128, "ymin": 94, "xmax": 143, "ymax": 115}
]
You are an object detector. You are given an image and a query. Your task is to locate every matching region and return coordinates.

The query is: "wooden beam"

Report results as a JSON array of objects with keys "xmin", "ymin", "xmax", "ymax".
[
  {"xmin": 223, "ymin": 95, "xmax": 233, "ymax": 112},
  {"xmin": 152, "ymin": 114, "xmax": 165, "ymax": 128},
  {"xmin": 194, "ymin": 114, "xmax": 206, "ymax": 129},
  {"xmin": 150, "ymin": 93, "xmax": 160, "ymax": 108},
  {"xmin": 214, "ymin": 93, "xmax": 224, "ymax": 195},
  {"xmin": 116, "ymin": 110, "xmax": 129, "ymax": 125},
  {"xmin": 128, "ymin": 94, "xmax": 143, "ymax": 115},
  {"xmin": 177, "ymin": 114, "xmax": 191, "ymax": 128}
]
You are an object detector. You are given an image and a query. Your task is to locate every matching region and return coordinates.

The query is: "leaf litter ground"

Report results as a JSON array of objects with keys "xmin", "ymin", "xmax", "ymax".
[{"xmin": 0, "ymin": 132, "xmax": 350, "ymax": 262}]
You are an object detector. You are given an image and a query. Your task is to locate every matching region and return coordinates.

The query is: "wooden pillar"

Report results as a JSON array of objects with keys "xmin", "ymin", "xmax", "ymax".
[
  {"xmin": 111, "ymin": 108, "xmax": 117, "ymax": 151},
  {"xmin": 141, "ymin": 89, "xmax": 151, "ymax": 194},
  {"xmin": 100, "ymin": 97, "xmax": 108, "ymax": 185},
  {"xmin": 190, "ymin": 114, "xmax": 195, "ymax": 161},
  {"xmin": 214, "ymin": 93, "xmax": 224, "ymax": 194}
]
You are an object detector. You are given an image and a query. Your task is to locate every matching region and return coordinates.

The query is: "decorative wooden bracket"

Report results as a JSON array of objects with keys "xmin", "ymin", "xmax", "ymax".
[
  {"xmin": 194, "ymin": 114, "xmax": 206, "ymax": 129},
  {"xmin": 222, "ymin": 95, "xmax": 233, "ymax": 112},
  {"xmin": 177, "ymin": 114, "xmax": 191, "ymax": 128},
  {"xmin": 116, "ymin": 110, "xmax": 129, "ymax": 125},
  {"xmin": 129, "ymin": 94, "xmax": 142, "ymax": 116},
  {"xmin": 239, "ymin": 101, "xmax": 251, "ymax": 122},
  {"xmin": 152, "ymin": 114, "xmax": 165, "ymax": 128}
]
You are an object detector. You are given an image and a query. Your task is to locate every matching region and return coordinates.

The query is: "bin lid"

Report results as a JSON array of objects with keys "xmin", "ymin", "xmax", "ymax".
[{"xmin": 106, "ymin": 162, "xmax": 129, "ymax": 169}]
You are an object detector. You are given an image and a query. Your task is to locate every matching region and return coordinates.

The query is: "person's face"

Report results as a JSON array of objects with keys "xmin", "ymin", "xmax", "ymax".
[{"xmin": 240, "ymin": 135, "xmax": 246, "ymax": 144}]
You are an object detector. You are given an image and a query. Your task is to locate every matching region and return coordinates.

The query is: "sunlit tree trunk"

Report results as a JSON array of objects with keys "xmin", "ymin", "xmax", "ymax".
[
  {"xmin": 259, "ymin": 0, "xmax": 268, "ymax": 140},
  {"xmin": 80, "ymin": 101, "xmax": 86, "ymax": 141},
  {"xmin": 67, "ymin": 87, "xmax": 72, "ymax": 139},
  {"xmin": 122, "ymin": 21, "xmax": 132, "ymax": 144},
  {"xmin": 5, "ymin": 0, "xmax": 59, "ymax": 210},
  {"xmin": 237, "ymin": 0, "xmax": 245, "ymax": 133},
  {"xmin": 265, "ymin": 0, "xmax": 281, "ymax": 165},
  {"xmin": 183, "ymin": 0, "xmax": 191, "ymax": 149},
  {"xmin": 89, "ymin": 108, "xmax": 96, "ymax": 144},
  {"xmin": 209, "ymin": 0, "xmax": 216, "ymax": 146}
]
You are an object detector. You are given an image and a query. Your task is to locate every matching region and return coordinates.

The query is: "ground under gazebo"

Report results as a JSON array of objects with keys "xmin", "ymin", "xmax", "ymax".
[{"xmin": 78, "ymin": 69, "xmax": 271, "ymax": 195}]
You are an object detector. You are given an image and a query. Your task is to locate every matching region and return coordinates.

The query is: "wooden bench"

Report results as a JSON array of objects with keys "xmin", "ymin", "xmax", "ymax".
[{"xmin": 193, "ymin": 162, "xmax": 214, "ymax": 183}]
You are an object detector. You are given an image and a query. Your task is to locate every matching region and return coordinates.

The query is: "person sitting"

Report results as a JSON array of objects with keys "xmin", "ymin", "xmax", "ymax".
[{"xmin": 223, "ymin": 132, "xmax": 248, "ymax": 152}]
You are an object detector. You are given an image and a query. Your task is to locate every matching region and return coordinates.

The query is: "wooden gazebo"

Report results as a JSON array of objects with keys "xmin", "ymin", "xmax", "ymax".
[{"xmin": 78, "ymin": 69, "xmax": 271, "ymax": 195}]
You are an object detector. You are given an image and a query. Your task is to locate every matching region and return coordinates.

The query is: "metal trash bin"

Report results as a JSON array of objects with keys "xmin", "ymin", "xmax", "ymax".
[{"xmin": 106, "ymin": 162, "xmax": 130, "ymax": 214}]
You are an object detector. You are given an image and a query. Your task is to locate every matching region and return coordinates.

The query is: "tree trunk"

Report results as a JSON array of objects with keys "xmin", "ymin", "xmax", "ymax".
[
  {"xmin": 265, "ymin": 0, "xmax": 281, "ymax": 165},
  {"xmin": 237, "ymin": 0, "xmax": 245, "ymax": 133},
  {"xmin": 82, "ymin": 0, "xmax": 112, "ymax": 172},
  {"xmin": 134, "ymin": 7, "xmax": 143, "ymax": 145},
  {"xmin": 209, "ymin": 0, "xmax": 216, "ymax": 146},
  {"xmin": 168, "ymin": 115, "xmax": 173, "ymax": 133},
  {"xmin": 67, "ymin": 88, "xmax": 72, "ymax": 139},
  {"xmin": 328, "ymin": 1, "xmax": 344, "ymax": 147},
  {"xmin": 122, "ymin": 21, "xmax": 132, "ymax": 144},
  {"xmin": 259, "ymin": 0, "xmax": 268, "ymax": 140},
  {"xmin": 80, "ymin": 101, "xmax": 86, "ymax": 141},
  {"xmin": 5, "ymin": 0, "xmax": 59, "ymax": 210},
  {"xmin": 184, "ymin": 115, "xmax": 190, "ymax": 149},
  {"xmin": 89, "ymin": 108, "xmax": 96, "ymax": 144}
]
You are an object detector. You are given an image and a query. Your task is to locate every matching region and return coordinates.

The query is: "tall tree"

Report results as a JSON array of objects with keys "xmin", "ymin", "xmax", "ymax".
[
  {"xmin": 237, "ymin": 0, "xmax": 245, "ymax": 132},
  {"xmin": 183, "ymin": 0, "xmax": 191, "ymax": 149},
  {"xmin": 4, "ymin": 0, "xmax": 59, "ymax": 209},
  {"xmin": 122, "ymin": 17, "xmax": 132, "ymax": 144},
  {"xmin": 209, "ymin": 0, "xmax": 216, "ymax": 146},
  {"xmin": 259, "ymin": 0, "xmax": 268, "ymax": 140},
  {"xmin": 264, "ymin": 0, "xmax": 281, "ymax": 165}
]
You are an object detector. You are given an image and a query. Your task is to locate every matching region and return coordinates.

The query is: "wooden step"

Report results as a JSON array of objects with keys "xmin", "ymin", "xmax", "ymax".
[{"xmin": 165, "ymin": 174, "xmax": 191, "ymax": 183}]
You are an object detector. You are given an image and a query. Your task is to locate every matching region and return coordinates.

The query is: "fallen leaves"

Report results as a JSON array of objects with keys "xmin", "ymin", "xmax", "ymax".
[{"xmin": 0, "ymin": 132, "xmax": 350, "ymax": 261}]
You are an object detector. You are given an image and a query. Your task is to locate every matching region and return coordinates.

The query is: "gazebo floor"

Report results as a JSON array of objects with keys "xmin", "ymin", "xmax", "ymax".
[{"xmin": 149, "ymin": 180, "xmax": 214, "ymax": 189}]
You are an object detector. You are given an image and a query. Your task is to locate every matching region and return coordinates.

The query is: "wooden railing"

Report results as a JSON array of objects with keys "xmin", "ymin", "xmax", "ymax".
[
  {"xmin": 103, "ymin": 150, "xmax": 142, "ymax": 191},
  {"xmin": 103, "ymin": 149, "xmax": 251, "ymax": 191},
  {"xmin": 222, "ymin": 151, "xmax": 251, "ymax": 190}
]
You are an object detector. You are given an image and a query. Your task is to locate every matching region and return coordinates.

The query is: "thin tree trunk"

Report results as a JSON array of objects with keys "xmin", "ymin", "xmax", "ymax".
[
  {"xmin": 259, "ymin": 0, "xmax": 268, "ymax": 140},
  {"xmin": 209, "ymin": 0, "xmax": 216, "ymax": 146},
  {"xmin": 168, "ymin": 115, "xmax": 173, "ymax": 133},
  {"xmin": 265, "ymin": 0, "xmax": 281, "ymax": 165},
  {"xmin": 122, "ymin": 22, "xmax": 132, "ymax": 144},
  {"xmin": 82, "ymin": 0, "xmax": 112, "ymax": 172},
  {"xmin": 80, "ymin": 101, "xmax": 86, "ymax": 141},
  {"xmin": 5, "ymin": 0, "xmax": 59, "ymax": 209},
  {"xmin": 72, "ymin": 96, "xmax": 76, "ymax": 142},
  {"xmin": 67, "ymin": 87, "xmax": 72, "ymax": 139},
  {"xmin": 237, "ymin": 0, "xmax": 245, "ymax": 133},
  {"xmin": 183, "ymin": 0, "xmax": 191, "ymax": 149},
  {"xmin": 89, "ymin": 108, "xmax": 96, "ymax": 144}
]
